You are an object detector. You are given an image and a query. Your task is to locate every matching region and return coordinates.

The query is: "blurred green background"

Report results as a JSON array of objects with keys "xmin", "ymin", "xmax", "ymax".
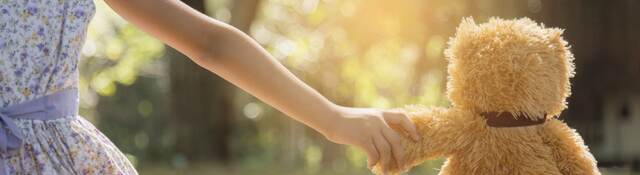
[{"xmin": 79, "ymin": 0, "xmax": 640, "ymax": 174}]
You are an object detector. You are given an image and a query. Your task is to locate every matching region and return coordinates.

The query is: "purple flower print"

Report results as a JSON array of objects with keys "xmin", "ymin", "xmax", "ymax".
[
  {"xmin": 51, "ymin": 67, "xmax": 59, "ymax": 74},
  {"xmin": 26, "ymin": 6, "xmax": 38, "ymax": 15},
  {"xmin": 37, "ymin": 27, "xmax": 45, "ymax": 36},
  {"xmin": 74, "ymin": 10, "xmax": 85, "ymax": 18},
  {"xmin": 14, "ymin": 68, "xmax": 24, "ymax": 77},
  {"xmin": 29, "ymin": 84, "xmax": 40, "ymax": 92},
  {"xmin": 37, "ymin": 43, "xmax": 45, "ymax": 50},
  {"xmin": 20, "ymin": 52, "xmax": 28, "ymax": 60}
]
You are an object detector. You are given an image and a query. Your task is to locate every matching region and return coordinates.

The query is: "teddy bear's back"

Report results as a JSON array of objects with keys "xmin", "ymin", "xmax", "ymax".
[
  {"xmin": 440, "ymin": 115, "xmax": 559, "ymax": 175},
  {"xmin": 440, "ymin": 109, "xmax": 599, "ymax": 175},
  {"xmin": 393, "ymin": 107, "xmax": 599, "ymax": 175}
]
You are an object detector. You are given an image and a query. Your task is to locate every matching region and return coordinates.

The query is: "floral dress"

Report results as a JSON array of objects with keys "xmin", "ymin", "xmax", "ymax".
[{"xmin": 0, "ymin": 0, "xmax": 137, "ymax": 174}]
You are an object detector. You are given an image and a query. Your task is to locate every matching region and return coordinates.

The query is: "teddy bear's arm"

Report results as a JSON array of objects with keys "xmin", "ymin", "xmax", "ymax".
[
  {"xmin": 372, "ymin": 107, "xmax": 473, "ymax": 174},
  {"xmin": 542, "ymin": 120, "xmax": 601, "ymax": 175}
]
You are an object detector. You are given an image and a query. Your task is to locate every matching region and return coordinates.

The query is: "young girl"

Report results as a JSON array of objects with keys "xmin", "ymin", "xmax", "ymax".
[{"xmin": 0, "ymin": 0, "xmax": 419, "ymax": 174}]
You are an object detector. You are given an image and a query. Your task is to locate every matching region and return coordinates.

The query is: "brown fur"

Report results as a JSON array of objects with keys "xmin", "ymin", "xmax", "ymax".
[{"xmin": 372, "ymin": 17, "xmax": 599, "ymax": 175}]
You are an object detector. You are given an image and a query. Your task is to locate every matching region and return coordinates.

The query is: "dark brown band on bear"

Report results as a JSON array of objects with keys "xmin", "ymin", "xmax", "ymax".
[{"xmin": 481, "ymin": 112, "xmax": 546, "ymax": 127}]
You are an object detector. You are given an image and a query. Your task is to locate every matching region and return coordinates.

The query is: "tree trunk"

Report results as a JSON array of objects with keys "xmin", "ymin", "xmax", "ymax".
[
  {"xmin": 169, "ymin": 0, "xmax": 261, "ymax": 163},
  {"xmin": 230, "ymin": 0, "xmax": 260, "ymax": 33},
  {"xmin": 169, "ymin": 0, "xmax": 231, "ymax": 162}
]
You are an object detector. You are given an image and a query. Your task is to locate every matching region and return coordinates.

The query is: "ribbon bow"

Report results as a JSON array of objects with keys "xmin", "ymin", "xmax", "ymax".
[
  {"xmin": 0, "ymin": 112, "xmax": 24, "ymax": 155},
  {"xmin": 0, "ymin": 104, "xmax": 47, "ymax": 175},
  {"xmin": 0, "ymin": 88, "xmax": 78, "ymax": 175}
]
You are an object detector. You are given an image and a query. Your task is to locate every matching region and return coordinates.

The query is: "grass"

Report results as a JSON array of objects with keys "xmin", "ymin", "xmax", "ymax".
[{"xmin": 138, "ymin": 162, "xmax": 639, "ymax": 175}]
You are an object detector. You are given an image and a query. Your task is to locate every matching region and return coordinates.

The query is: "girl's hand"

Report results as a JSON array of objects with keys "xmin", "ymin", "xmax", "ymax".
[{"xmin": 321, "ymin": 106, "xmax": 420, "ymax": 174}]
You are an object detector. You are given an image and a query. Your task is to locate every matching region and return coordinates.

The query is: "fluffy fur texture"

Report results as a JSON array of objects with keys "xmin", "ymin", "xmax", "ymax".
[{"xmin": 372, "ymin": 17, "xmax": 599, "ymax": 175}]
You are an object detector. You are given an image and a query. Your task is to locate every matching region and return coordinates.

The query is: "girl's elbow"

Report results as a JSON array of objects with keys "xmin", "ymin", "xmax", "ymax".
[{"xmin": 196, "ymin": 24, "xmax": 240, "ymax": 65}]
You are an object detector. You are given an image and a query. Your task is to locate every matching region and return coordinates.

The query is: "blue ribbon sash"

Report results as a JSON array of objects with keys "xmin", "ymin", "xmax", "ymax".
[{"xmin": 0, "ymin": 88, "xmax": 78, "ymax": 175}]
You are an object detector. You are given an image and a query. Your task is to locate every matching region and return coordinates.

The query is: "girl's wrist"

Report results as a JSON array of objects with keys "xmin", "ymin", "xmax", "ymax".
[{"xmin": 313, "ymin": 103, "xmax": 346, "ymax": 139}]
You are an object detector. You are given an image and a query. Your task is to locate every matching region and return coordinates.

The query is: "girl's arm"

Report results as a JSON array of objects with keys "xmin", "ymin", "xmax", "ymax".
[{"xmin": 104, "ymin": 0, "xmax": 420, "ymax": 172}]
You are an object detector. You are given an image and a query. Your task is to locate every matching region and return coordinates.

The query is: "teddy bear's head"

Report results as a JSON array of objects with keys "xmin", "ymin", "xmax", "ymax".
[{"xmin": 444, "ymin": 17, "xmax": 574, "ymax": 120}]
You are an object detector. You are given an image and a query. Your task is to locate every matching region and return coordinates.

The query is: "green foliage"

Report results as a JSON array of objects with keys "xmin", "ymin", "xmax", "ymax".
[
  {"xmin": 79, "ymin": 0, "xmax": 168, "ymax": 167},
  {"xmin": 80, "ymin": 1, "xmax": 164, "ymax": 99}
]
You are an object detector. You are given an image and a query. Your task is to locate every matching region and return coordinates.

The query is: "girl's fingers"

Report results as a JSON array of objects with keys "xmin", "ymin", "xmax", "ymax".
[
  {"xmin": 364, "ymin": 138, "xmax": 380, "ymax": 169},
  {"xmin": 382, "ymin": 127, "xmax": 404, "ymax": 169},
  {"xmin": 398, "ymin": 114, "xmax": 420, "ymax": 141},
  {"xmin": 383, "ymin": 110, "xmax": 420, "ymax": 141},
  {"xmin": 373, "ymin": 134, "xmax": 392, "ymax": 174}
]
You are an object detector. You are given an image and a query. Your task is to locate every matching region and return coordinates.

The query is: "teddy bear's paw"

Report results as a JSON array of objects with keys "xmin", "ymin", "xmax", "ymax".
[{"xmin": 371, "ymin": 163, "xmax": 411, "ymax": 175}]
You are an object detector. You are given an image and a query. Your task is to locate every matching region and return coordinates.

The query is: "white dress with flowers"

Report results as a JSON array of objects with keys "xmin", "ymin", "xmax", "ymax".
[{"xmin": 0, "ymin": 0, "xmax": 137, "ymax": 174}]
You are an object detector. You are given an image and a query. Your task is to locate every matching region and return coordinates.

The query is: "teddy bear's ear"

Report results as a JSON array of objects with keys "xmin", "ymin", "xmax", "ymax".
[
  {"xmin": 445, "ymin": 17, "xmax": 479, "ymax": 61},
  {"xmin": 546, "ymin": 28, "xmax": 564, "ymax": 41},
  {"xmin": 455, "ymin": 17, "xmax": 479, "ymax": 38},
  {"xmin": 545, "ymin": 27, "xmax": 576, "ymax": 79}
]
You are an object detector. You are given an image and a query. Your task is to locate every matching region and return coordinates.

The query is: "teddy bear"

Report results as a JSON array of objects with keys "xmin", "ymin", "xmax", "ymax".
[{"xmin": 372, "ymin": 17, "xmax": 600, "ymax": 175}]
